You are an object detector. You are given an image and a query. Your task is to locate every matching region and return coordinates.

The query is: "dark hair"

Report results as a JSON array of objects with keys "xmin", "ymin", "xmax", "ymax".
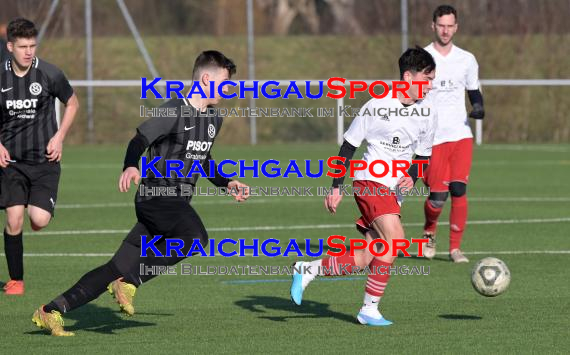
[
  {"xmin": 7, "ymin": 18, "xmax": 38, "ymax": 42},
  {"xmin": 192, "ymin": 50, "xmax": 236, "ymax": 80},
  {"xmin": 433, "ymin": 4, "xmax": 457, "ymax": 22},
  {"xmin": 398, "ymin": 46, "xmax": 436, "ymax": 79}
]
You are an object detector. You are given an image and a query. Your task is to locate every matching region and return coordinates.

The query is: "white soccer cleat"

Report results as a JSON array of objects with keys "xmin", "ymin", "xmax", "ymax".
[
  {"xmin": 290, "ymin": 262, "xmax": 307, "ymax": 305},
  {"xmin": 356, "ymin": 307, "xmax": 393, "ymax": 326},
  {"xmin": 450, "ymin": 249, "xmax": 469, "ymax": 263},
  {"xmin": 422, "ymin": 233, "xmax": 436, "ymax": 259}
]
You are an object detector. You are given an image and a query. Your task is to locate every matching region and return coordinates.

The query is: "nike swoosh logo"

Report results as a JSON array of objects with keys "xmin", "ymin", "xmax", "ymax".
[
  {"xmin": 1, "ymin": 87, "xmax": 12, "ymax": 93},
  {"xmin": 184, "ymin": 126, "xmax": 195, "ymax": 131}
]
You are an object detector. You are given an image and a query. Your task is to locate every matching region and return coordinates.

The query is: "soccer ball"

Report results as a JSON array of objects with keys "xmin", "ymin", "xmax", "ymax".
[{"xmin": 471, "ymin": 257, "xmax": 511, "ymax": 297}]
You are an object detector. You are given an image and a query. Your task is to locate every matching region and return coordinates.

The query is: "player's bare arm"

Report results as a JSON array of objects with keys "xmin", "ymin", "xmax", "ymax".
[
  {"xmin": 325, "ymin": 188, "xmax": 343, "ymax": 214},
  {"xmin": 118, "ymin": 167, "xmax": 141, "ymax": 192},
  {"xmin": 228, "ymin": 180, "xmax": 250, "ymax": 202},
  {"xmin": 325, "ymin": 139, "xmax": 356, "ymax": 214},
  {"xmin": 46, "ymin": 93, "xmax": 79, "ymax": 162}
]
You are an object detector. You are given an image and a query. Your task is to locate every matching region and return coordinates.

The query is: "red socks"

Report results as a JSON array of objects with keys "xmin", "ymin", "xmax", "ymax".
[
  {"xmin": 449, "ymin": 195, "xmax": 468, "ymax": 250},
  {"xmin": 321, "ymin": 252, "xmax": 356, "ymax": 276},
  {"xmin": 423, "ymin": 199, "xmax": 443, "ymax": 234},
  {"xmin": 364, "ymin": 259, "xmax": 393, "ymax": 297}
]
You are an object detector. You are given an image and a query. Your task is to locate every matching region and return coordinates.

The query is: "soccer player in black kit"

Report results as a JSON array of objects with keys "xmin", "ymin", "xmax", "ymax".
[
  {"xmin": 0, "ymin": 19, "xmax": 79, "ymax": 295},
  {"xmin": 32, "ymin": 50, "xmax": 250, "ymax": 336}
]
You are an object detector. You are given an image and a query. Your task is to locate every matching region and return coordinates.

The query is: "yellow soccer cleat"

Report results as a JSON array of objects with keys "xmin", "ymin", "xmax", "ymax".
[
  {"xmin": 32, "ymin": 306, "xmax": 75, "ymax": 336},
  {"xmin": 108, "ymin": 278, "xmax": 137, "ymax": 316}
]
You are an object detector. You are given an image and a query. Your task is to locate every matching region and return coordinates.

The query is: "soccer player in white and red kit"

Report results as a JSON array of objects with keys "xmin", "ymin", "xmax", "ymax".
[
  {"xmin": 290, "ymin": 47, "xmax": 437, "ymax": 326},
  {"xmin": 422, "ymin": 5, "xmax": 485, "ymax": 263},
  {"xmin": 418, "ymin": 5, "xmax": 485, "ymax": 263}
]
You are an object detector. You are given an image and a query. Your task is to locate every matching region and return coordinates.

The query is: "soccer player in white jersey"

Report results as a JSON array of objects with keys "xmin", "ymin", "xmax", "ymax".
[
  {"xmin": 290, "ymin": 47, "xmax": 437, "ymax": 326},
  {"xmin": 422, "ymin": 5, "xmax": 485, "ymax": 263}
]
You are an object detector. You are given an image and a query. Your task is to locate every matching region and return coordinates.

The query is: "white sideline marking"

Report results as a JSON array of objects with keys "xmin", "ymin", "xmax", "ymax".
[
  {"xmin": 1, "ymin": 250, "xmax": 568, "ymax": 257},
  {"xmin": 479, "ymin": 145, "xmax": 570, "ymax": 153},
  {"xmin": 55, "ymin": 196, "xmax": 570, "ymax": 209},
  {"xmin": 26, "ymin": 217, "xmax": 570, "ymax": 236},
  {"xmin": 473, "ymin": 160, "xmax": 570, "ymax": 166}
]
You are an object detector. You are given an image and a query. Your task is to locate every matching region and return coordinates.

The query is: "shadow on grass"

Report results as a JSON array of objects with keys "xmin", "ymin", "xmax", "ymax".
[
  {"xmin": 439, "ymin": 314, "xmax": 482, "ymax": 320},
  {"xmin": 235, "ymin": 295, "xmax": 356, "ymax": 324},
  {"xmin": 27, "ymin": 304, "xmax": 167, "ymax": 335}
]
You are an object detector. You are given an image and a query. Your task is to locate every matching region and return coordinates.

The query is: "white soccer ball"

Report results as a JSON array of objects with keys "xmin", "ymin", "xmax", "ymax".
[{"xmin": 471, "ymin": 257, "xmax": 511, "ymax": 297}]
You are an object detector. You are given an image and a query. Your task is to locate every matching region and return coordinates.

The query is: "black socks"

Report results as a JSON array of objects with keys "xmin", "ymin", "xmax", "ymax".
[{"xmin": 4, "ymin": 229, "xmax": 23, "ymax": 280}]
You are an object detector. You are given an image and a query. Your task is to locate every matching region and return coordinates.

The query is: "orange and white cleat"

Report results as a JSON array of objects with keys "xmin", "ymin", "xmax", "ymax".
[{"xmin": 4, "ymin": 280, "xmax": 25, "ymax": 295}]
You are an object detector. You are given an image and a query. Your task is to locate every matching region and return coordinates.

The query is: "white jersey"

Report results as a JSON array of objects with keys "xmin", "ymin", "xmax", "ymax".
[
  {"xmin": 344, "ymin": 93, "xmax": 437, "ymax": 190},
  {"xmin": 424, "ymin": 43, "xmax": 480, "ymax": 145}
]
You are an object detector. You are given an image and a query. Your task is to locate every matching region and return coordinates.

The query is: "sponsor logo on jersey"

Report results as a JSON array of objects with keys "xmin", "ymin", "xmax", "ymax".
[
  {"xmin": 186, "ymin": 140, "xmax": 213, "ymax": 152},
  {"xmin": 5, "ymin": 99, "xmax": 38, "ymax": 109}
]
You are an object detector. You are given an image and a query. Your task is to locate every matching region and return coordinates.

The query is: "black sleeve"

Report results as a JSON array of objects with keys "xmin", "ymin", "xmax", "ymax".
[
  {"xmin": 467, "ymin": 89, "xmax": 485, "ymax": 119},
  {"xmin": 203, "ymin": 153, "xmax": 231, "ymax": 188},
  {"xmin": 332, "ymin": 140, "xmax": 357, "ymax": 188},
  {"xmin": 408, "ymin": 155, "xmax": 430, "ymax": 185},
  {"xmin": 123, "ymin": 133, "xmax": 149, "ymax": 171},
  {"xmin": 137, "ymin": 115, "xmax": 179, "ymax": 145},
  {"xmin": 45, "ymin": 64, "xmax": 74, "ymax": 104}
]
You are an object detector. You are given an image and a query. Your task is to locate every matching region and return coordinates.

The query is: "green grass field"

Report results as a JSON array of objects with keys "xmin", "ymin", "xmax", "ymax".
[{"xmin": 1, "ymin": 143, "xmax": 569, "ymax": 354}]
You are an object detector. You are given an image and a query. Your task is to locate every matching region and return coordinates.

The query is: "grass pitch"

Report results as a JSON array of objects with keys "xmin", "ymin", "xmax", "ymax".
[{"xmin": 1, "ymin": 143, "xmax": 569, "ymax": 354}]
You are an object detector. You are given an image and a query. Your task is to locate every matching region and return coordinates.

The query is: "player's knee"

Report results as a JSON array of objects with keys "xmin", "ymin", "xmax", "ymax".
[
  {"xmin": 428, "ymin": 192, "xmax": 448, "ymax": 209},
  {"xmin": 30, "ymin": 214, "xmax": 51, "ymax": 231},
  {"xmin": 6, "ymin": 214, "xmax": 24, "ymax": 234},
  {"xmin": 449, "ymin": 182, "xmax": 467, "ymax": 197}
]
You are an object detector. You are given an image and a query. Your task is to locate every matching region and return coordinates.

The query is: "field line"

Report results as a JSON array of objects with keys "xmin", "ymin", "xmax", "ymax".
[
  {"xmin": 55, "ymin": 196, "xmax": 570, "ymax": 209},
  {"xmin": 27, "ymin": 216, "xmax": 570, "ymax": 236},
  {"xmin": 3, "ymin": 250, "xmax": 569, "ymax": 258}
]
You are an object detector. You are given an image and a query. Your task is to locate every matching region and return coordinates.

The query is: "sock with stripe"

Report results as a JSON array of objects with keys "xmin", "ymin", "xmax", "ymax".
[
  {"xmin": 43, "ymin": 261, "xmax": 122, "ymax": 314},
  {"xmin": 320, "ymin": 252, "xmax": 357, "ymax": 276},
  {"xmin": 363, "ymin": 259, "xmax": 393, "ymax": 310}
]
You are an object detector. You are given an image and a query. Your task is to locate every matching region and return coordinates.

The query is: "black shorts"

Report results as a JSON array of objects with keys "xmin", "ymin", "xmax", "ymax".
[
  {"xmin": 0, "ymin": 161, "xmax": 61, "ymax": 215},
  {"xmin": 124, "ymin": 196, "xmax": 208, "ymax": 256}
]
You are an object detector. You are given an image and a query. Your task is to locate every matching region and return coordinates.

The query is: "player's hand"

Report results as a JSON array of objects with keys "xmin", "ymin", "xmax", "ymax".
[
  {"xmin": 119, "ymin": 167, "xmax": 141, "ymax": 192},
  {"xmin": 469, "ymin": 103, "xmax": 485, "ymax": 120},
  {"xmin": 228, "ymin": 180, "xmax": 250, "ymax": 202},
  {"xmin": 46, "ymin": 133, "xmax": 64, "ymax": 162},
  {"xmin": 397, "ymin": 176, "xmax": 414, "ymax": 193},
  {"xmin": 325, "ymin": 187, "xmax": 343, "ymax": 214},
  {"xmin": 0, "ymin": 143, "xmax": 11, "ymax": 168}
]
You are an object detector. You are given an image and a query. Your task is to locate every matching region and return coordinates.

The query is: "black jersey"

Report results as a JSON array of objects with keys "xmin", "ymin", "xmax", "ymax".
[
  {"xmin": 0, "ymin": 57, "xmax": 74, "ymax": 163},
  {"xmin": 136, "ymin": 98, "xmax": 223, "ymax": 202}
]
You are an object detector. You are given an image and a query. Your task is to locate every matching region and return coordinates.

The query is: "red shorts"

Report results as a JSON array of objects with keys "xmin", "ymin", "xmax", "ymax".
[
  {"xmin": 423, "ymin": 138, "xmax": 473, "ymax": 192},
  {"xmin": 353, "ymin": 180, "xmax": 400, "ymax": 235}
]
